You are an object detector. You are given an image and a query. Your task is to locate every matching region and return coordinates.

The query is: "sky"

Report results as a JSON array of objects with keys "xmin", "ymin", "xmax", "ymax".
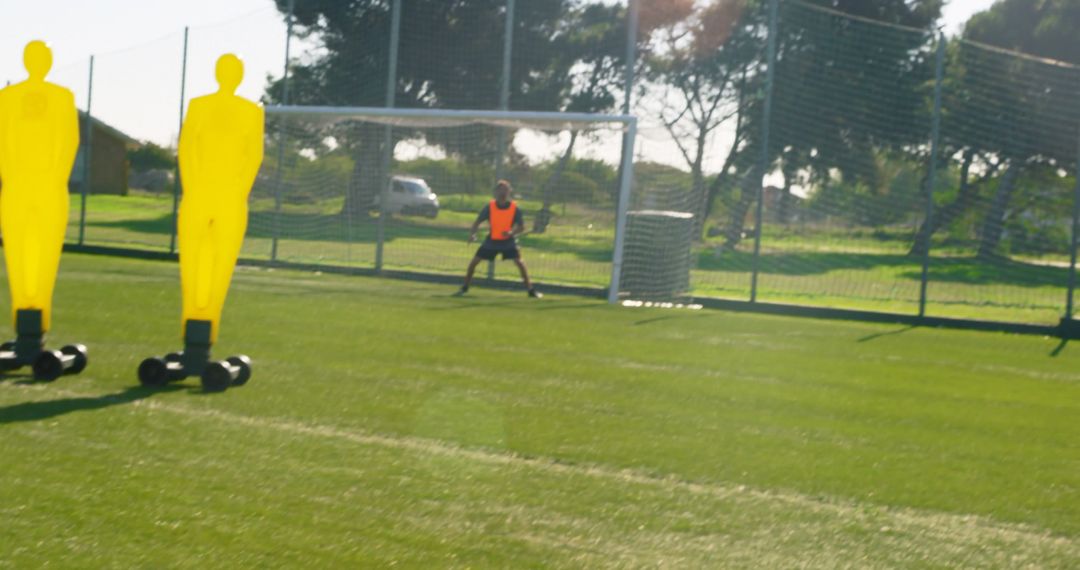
[
  {"xmin": 0, "ymin": 0, "xmax": 288, "ymax": 147},
  {"xmin": 941, "ymin": 0, "xmax": 998, "ymax": 36},
  {"xmin": 0, "ymin": 0, "xmax": 999, "ymax": 168}
]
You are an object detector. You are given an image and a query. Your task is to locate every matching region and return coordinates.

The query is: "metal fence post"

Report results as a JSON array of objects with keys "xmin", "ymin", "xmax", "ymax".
[
  {"xmin": 375, "ymin": 0, "xmax": 402, "ymax": 273},
  {"xmin": 271, "ymin": 0, "xmax": 294, "ymax": 263},
  {"xmin": 495, "ymin": 0, "xmax": 515, "ymax": 178},
  {"xmin": 918, "ymin": 32, "xmax": 946, "ymax": 318},
  {"xmin": 1066, "ymin": 126, "xmax": 1080, "ymax": 321},
  {"xmin": 169, "ymin": 28, "xmax": 189, "ymax": 255},
  {"xmin": 78, "ymin": 56, "xmax": 95, "ymax": 247},
  {"xmin": 750, "ymin": 0, "xmax": 779, "ymax": 303},
  {"xmin": 490, "ymin": 0, "xmax": 516, "ymax": 281}
]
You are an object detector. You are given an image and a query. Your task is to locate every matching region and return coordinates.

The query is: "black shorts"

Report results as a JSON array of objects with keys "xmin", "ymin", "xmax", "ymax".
[{"xmin": 476, "ymin": 243, "xmax": 520, "ymax": 261}]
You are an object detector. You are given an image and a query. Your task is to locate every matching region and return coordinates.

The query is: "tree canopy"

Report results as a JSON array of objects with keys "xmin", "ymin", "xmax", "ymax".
[
  {"xmin": 264, "ymin": 0, "xmax": 1080, "ymax": 262},
  {"xmin": 268, "ymin": 0, "xmax": 635, "ymax": 217},
  {"xmin": 964, "ymin": 0, "xmax": 1080, "ymax": 65}
]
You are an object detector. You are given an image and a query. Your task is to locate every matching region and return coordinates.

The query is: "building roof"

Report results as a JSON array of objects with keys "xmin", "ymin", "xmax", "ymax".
[{"xmin": 78, "ymin": 110, "xmax": 138, "ymax": 146}]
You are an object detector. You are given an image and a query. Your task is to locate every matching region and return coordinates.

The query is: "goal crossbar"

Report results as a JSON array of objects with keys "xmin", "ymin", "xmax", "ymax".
[{"xmin": 265, "ymin": 105, "xmax": 636, "ymax": 132}]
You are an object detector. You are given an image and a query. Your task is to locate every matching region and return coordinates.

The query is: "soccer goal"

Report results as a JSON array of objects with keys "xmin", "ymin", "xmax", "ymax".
[{"xmin": 255, "ymin": 105, "xmax": 641, "ymax": 302}]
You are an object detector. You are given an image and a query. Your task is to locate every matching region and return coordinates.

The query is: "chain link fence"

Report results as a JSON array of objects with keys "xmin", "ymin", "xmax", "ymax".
[{"xmin": 17, "ymin": 0, "xmax": 1080, "ymax": 329}]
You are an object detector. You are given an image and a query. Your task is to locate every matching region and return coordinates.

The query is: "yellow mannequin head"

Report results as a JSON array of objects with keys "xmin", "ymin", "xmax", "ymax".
[
  {"xmin": 24, "ymin": 40, "xmax": 53, "ymax": 82},
  {"xmin": 215, "ymin": 54, "xmax": 244, "ymax": 95}
]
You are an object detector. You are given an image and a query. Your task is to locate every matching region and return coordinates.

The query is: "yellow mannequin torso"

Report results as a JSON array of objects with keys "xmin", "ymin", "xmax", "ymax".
[
  {"xmin": 176, "ymin": 55, "xmax": 264, "ymax": 342},
  {"xmin": 0, "ymin": 43, "xmax": 80, "ymax": 331}
]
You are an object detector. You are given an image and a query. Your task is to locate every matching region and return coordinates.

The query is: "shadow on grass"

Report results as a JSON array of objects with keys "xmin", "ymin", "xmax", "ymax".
[
  {"xmin": 699, "ymin": 249, "xmax": 916, "ymax": 275},
  {"xmin": 1050, "ymin": 339, "xmax": 1068, "ymax": 357},
  {"xmin": 857, "ymin": 325, "xmax": 917, "ymax": 343},
  {"xmin": 89, "ymin": 211, "xmax": 619, "ymax": 262},
  {"xmin": 534, "ymin": 302, "xmax": 606, "ymax": 311},
  {"xmin": 0, "ymin": 385, "xmax": 181, "ymax": 425},
  {"xmin": 429, "ymin": 299, "xmax": 522, "ymax": 311},
  {"xmin": 88, "ymin": 209, "xmax": 1071, "ymax": 290},
  {"xmin": 907, "ymin": 257, "xmax": 1068, "ymax": 288},
  {"xmin": 90, "ymin": 211, "xmax": 459, "ymax": 244},
  {"xmin": 634, "ymin": 313, "xmax": 711, "ymax": 326},
  {"xmin": 701, "ymin": 249, "xmax": 1069, "ymax": 289}
]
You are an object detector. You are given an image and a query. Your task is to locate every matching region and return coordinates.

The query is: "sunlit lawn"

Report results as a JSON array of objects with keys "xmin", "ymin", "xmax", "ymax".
[{"xmin": 0, "ymin": 253, "xmax": 1077, "ymax": 566}]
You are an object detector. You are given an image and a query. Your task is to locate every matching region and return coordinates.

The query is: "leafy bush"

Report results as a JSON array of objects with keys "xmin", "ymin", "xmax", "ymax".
[{"xmin": 127, "ymin": 142, "xmax": 176, "ymax": 173}]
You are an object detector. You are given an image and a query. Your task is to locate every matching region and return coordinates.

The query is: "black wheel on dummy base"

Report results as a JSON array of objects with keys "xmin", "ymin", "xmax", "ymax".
[
  {"xmin": 60, "ymin": 344, "xmax": 89, "ymax": 374},
  {"xmin": 32, "ymin": 350, "xmax": 64, "ymax": 382},
  {"xmin": 138, "ymin": 357, "xmax": 170, "ymax": 387},
  {"xmin": 201, "ymin": 361, "xmax": 232, "ymax": 393},
  {"xmin": 227, "ymin": 355, "xmax": 252, "ymax": 386}
]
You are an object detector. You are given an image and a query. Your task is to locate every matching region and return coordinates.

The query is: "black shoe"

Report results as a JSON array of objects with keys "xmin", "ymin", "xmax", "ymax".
[
  {"xmin": 528, "ymin": 288, "xmax": 543, "ymax": 299},
  {"xmin": 454, "ymin": 285, "xmax": 469, "ymax": 296}
]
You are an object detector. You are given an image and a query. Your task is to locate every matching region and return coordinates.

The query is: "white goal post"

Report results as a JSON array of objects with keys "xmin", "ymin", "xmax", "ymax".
[{"xmin": 263, "ymin": 105, "xmax": 637, "ymax": 302}]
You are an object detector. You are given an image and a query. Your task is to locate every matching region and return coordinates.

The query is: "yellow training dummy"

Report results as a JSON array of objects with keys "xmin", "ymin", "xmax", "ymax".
[
  {"xmin": 0, "ymin": 41, "xmax": 88, "ymax": 381},
  {"xmin": 178, "ymin": 53, "xmax": 264, "ymax": 343},
  {"xmin": 138, "ymin": 54, "xmax": 263, "ymax": 392}
]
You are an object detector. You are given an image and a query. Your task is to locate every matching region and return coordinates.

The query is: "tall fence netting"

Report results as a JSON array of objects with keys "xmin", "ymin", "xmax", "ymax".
[
  {"xmin": 81, "ymin": 33, "xmax": 187, "ymax": 252},
  {"xmin": 12, "ymin": 0, "xmax": 1080, "ymax": 328},
  {"xmin": 753, "ymin": 1, "xmax": 935, "ymax": 315},
  {"xmin": 43, "ymin": 58, "xmax": 92, "ymax": 246},
  {"xmin": 928, "ymin": 40, "xmax": 1080, "ymax": 323}
]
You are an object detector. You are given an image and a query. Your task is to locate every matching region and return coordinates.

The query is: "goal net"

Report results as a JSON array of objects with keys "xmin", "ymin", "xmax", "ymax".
[{"xmin": 255, "ymin": 105, "xmax": 646, "ymax": 300}]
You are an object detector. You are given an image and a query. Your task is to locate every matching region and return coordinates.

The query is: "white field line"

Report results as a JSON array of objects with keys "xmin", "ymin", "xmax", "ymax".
[
  {"xmin": 136, "ymin": 399, "xmax": 1076, "ymax": 552},
  {"xmin": 4, "ymin": 383, "xmax": 1078, "ymax": 556}
]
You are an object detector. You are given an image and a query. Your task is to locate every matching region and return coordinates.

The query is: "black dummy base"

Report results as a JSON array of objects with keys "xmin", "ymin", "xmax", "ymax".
[
  {"xmin": 137, "ymin": 319, "xmax": 251, "ymax": 393},
  {"xmin": 0, "ymin": 309, "xmax": 89, "ymax": 381}
]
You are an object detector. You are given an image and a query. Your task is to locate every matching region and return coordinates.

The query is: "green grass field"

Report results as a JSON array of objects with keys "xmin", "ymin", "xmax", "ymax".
[
  {"xmin": 0, "ymin": 253, "xmax": 1078, "ymax": 567},
  {"xmin": 70, "ymin": 192, "xmax": 1075, "ymax": 326}
]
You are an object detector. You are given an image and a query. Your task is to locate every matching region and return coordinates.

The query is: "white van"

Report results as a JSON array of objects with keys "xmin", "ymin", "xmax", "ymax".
[{"xmin": 377, "ymin": 175, "xmax": 440, "ymax": 218}]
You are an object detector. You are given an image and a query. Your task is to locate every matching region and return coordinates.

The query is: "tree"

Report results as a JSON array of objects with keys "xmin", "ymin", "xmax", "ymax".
[
  {"xmin": 127, "ymin": 142, "xmax": 176, "ymax": 172},
  {"xmin": 961, "ymin": 0, "xmax": 1080, "ymax": 63},
  {"xmin": 907, "ymin": 0, "xmax": 1080, "ymax": 258},
  {"xmin": 267, "ymin": 0, "xmax": 581, "ymax": 218},
  {"xmin": 908, "ymin": 147, "xmax": 1003, "ymax": 256},
  {"xmin": 956, "ymin": 0, "xmax": 1080, "ymax": 259},
  {"xmin": 531, "ymin": 2, "xmax": 635, "ymax": 233},
  {"xmin": 643, "ymin": 0, "xmax": 760, "ymax": 239},
  {"xmin": 718, "ymin": 0, "xmax": 943, "ymax": 250}
]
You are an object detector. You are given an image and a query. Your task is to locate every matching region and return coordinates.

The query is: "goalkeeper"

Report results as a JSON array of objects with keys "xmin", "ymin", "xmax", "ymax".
[{"xmin": 458, "ymin": 180, "xmax": 541, "ymax": 298}]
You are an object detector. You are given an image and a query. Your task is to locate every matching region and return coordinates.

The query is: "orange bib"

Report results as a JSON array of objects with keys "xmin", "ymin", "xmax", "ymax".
[{"xmin": 489, "ymin": 200, "xmax": 517, "ymax": 241}]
